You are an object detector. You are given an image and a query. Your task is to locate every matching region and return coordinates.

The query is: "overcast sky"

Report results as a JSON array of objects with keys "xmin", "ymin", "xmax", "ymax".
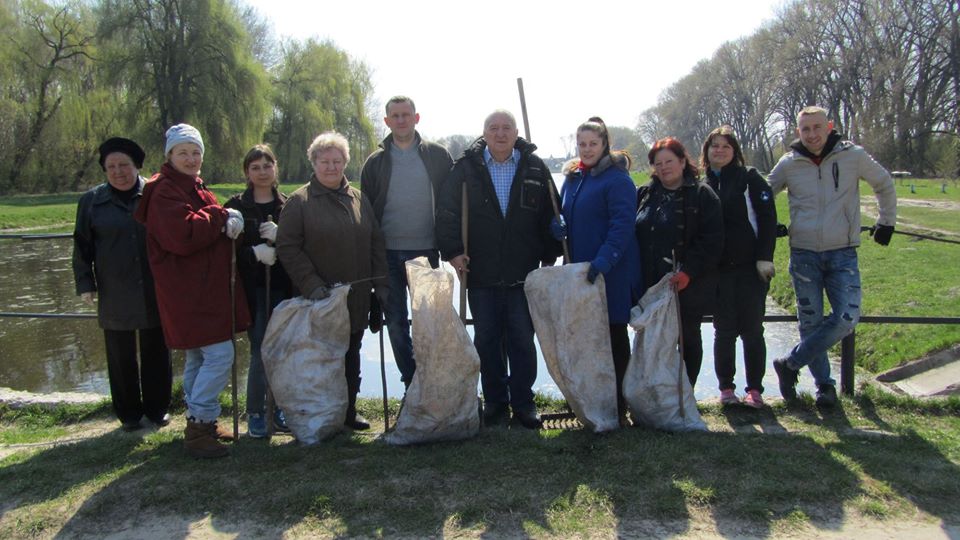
[{"xmin": 246, "ymin": 0, "xmax": 786, "ymax": 158}]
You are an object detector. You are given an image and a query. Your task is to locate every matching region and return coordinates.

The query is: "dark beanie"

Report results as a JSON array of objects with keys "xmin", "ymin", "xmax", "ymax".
[{"xmin": 98, "ymin": 137, "xmax": 146, "ymax": 170}]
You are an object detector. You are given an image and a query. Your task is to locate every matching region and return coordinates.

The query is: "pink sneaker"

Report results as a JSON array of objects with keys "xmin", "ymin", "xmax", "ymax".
[
  {"xmin": 742, "ymin": 390, "xmax": 765, "ymax": 409},
  {"xmin": 720, "ymin": 389, "xmax": 740, "ymax": 406}
]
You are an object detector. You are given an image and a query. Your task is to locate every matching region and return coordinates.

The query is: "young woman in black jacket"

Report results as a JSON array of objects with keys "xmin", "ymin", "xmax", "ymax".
[
  {"xmin": 224, "ymin": 144, "xmax": 293, "ymax": 437},
  {"xmin": 701, "ymin": 126, "xmax": 777, "ymax": 408}
]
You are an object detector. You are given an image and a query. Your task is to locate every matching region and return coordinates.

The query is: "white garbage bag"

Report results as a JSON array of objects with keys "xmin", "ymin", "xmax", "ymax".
[
  {"xmin": 524, "ymin": 263, "xmax": 619, "ymax": 433},
  {"xmin": 385, "ymin": 257, "xmax": 480, "ymax": 445},
  {"xmin": 624, "ymin": 274, "xmax": 707, "ymax": 432},
  {"xmin": 261, "ymin": 287, "xmax": 350, "ymax": 444}
]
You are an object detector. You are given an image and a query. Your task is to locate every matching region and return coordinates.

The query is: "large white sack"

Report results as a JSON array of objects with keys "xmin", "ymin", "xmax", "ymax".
[
  {"xmin": 624, "ymin": 274, "xmax": 706, "ymax": 432},
  {"xmin": 384, "ymin": 257, "xmax": 480, "ymax": 445},
  {"xmin": 261, "ymin": 287, "xmax": 350, "ymax": 444},
  {"xmin": 524, "ymin": 263, "xmax": 619, "ymax": 433}
]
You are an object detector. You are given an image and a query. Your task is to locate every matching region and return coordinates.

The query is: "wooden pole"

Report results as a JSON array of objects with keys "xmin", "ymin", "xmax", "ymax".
[{"xmin": 516, "ymin": 77, "xmax": 569, "ymax": 263}]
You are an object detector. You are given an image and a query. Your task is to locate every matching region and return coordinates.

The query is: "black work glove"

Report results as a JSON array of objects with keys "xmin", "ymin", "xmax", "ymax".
[
  {"xmin": 308, "ymin": 285, "xmax": 330, "ymax": 300},
  {"xmin": 871, "ymin": 224, "xmax": 894, "ymax": 246},
  {"xmin": 776, "ymin": 223, "xmax": 789, "ymax": 238},
  {"xmin": 586, "ymin": 264, "xmax": 600, "ymax": 284},
  {"xmin": 368, "ymin": 292, "xmax": 383, "ymax": 333}
]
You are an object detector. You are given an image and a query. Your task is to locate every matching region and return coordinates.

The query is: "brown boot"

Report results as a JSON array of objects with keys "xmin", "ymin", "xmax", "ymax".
[
  {"xmin": 184, "ymin": 420, "xmax": 229, "ymax": 458},
  {"xmin": 214, "ymin": 422, "xmax": 236, "ymax": 441}
]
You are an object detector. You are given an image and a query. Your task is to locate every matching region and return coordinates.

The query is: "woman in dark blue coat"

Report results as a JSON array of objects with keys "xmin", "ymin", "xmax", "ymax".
[
  {"xmin": 72, "ymin": 137, "xmax": 171, "ymax": 432},
  {"xmin": 557, "ymin": 117, "xmax": 642, "ymax": 426}
]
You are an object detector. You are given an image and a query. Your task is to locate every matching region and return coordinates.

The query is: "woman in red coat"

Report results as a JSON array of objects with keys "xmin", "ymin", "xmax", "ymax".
[{"xmin": 134, "ymin": 123, "xmax": 250, "ymax": 458}]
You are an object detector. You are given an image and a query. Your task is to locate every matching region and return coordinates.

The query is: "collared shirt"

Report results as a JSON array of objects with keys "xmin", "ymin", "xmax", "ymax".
[{"xmin": 484, "ymin": 146, "xmax": 520, "ymax": 216}]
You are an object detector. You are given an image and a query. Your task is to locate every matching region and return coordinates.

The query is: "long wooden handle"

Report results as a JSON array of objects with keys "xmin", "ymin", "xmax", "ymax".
[
  {"xmin": 459, "ymin": 182, "xmax": 468, "ymax": 322},
  {"xmin": 517, "ymin": 77, "xmax": 569, "ymax": 264}
]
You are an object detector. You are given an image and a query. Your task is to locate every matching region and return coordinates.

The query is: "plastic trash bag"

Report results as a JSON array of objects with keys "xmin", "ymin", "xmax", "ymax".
[
  {"xmin": 385, "ymin": 257, "xmax": 480, "ymax": 445},
  {"xmin": 261, "ymin": 287, "xmax": 350, "ymax": 444},
  {"xmin": 624, "ymin": 274, "xmax": 707, "ymax": 432},
  {"xmin": 524, "ymin": 262, "xmax": 619, "ymax": 432}
]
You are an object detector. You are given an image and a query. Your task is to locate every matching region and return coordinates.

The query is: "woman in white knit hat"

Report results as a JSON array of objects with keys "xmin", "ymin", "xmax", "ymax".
[{"xmin": 134, "ymin": 123, "xmax": 251, "ymax": 458}]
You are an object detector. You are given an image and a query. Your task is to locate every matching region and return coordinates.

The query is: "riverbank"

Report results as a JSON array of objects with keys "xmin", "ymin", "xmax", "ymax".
[
  {"xmin": 1, "ymin": 390, "xmax": 958, "ymax": 538},
  {"xmin": 3, "ymin": 179, "xmax": 959, "ymax": 379}
]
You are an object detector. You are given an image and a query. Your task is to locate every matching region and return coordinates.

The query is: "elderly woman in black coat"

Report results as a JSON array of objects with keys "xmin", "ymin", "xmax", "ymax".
[{"xmin": 72, "ymin": 137, "xmax": 171, "ymax": 431}]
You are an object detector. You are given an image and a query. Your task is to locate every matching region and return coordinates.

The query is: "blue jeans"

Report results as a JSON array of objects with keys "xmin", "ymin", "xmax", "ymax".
[
  {"xmin": 183, "ymin": 339, "xmax": 234, "ymax": 422},
  {"xmin": 468, "ymin": 286, "xmax": 537, "ymax": 412},
  {"xmin": 384, "ymin": 249, "xmax": 439, "ymax": 386},
  {"xmin": 786, "ymin": 248, "xmax": 861, "ymax": 386},
  {"xmin": 246, "ymin": 287, "xmax": 288, "ymax": 414}
]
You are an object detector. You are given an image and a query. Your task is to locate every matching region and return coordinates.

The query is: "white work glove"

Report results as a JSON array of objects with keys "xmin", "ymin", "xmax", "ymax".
[
  {"xmin": 252, "ymin": 244, "xmax": 276, "ymax": 266},
  {"xmin": 80, "ymin": 292, "xmax": 96, "ymax": 306},
  {"xmin": 225, "ymin": 208, "xmax": 244, "ymax": 239},
  {"xmin": 756, "ymin": 260, "xmax": 776, "ymax": 282},
  {"xmin": 259, "ymin": 221, "xmax": 278, "ymax": 243}
]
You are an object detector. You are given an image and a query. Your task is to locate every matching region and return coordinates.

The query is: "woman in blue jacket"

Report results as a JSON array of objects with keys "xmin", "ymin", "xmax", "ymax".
[{"xmin": 557, "ymin": 117, "xmax": 642, "ymax": 426}]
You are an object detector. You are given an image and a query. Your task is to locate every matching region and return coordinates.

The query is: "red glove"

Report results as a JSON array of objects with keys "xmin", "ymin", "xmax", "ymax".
[{"xmin": 669, "ymin": 271, "xmax": 690, "ymax": 291}]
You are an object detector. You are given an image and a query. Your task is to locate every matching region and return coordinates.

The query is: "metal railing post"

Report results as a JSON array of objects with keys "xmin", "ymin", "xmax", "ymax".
[{"xmin": 840, "ymin": 330, "xmax": 856, "ymax": 395}]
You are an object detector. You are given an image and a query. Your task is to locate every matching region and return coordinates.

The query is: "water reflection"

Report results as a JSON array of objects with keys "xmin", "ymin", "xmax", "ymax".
[{"xmin": 1, "ymin": 237, "xmax": 814, "ymax": 400}]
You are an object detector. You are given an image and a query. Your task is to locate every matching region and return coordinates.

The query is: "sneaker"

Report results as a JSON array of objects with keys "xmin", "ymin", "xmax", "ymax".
[
  {"xmin": 742, "ymin": 390, "xmax": 765, "ymax": 409},
  {"xmin": 815, "ymin": 384, "xmax": 838, "ymax": 407},
  {"xmin": 247, "ymin": 413, "xmax": 267, "ymax": 439},
  {"xmin": 272, "ymin": 409, "xmax": 290, "ymax": 433},
  {"xmin": 719, "ymin": 389, "xmax": 740, "ymax": 406},
  {"xmin": 773, "ymin": 358, "xmax": 799, "ymax": 401}
]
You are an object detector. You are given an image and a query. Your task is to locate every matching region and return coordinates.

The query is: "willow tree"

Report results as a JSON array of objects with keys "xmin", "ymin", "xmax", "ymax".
[
  {"xmin": 97, "ymin": 0, "xmax": 269, "ymax": 181},
  {"xmin": 1, "ymin": 1, "xmax": 96, "ymax": 193},
  {"xmin": 267, "ymin": 38, "xmax": 375, "ymax": 182}
]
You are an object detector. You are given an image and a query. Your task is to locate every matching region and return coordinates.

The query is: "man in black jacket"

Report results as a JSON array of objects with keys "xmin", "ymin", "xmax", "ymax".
[
  {"xmin": 436, "ymin": 109, "xmax": 561, "ymax": 429},
  {"xmin": 360, "ymin": 96, "xmax": 453, "ymax": 390}
]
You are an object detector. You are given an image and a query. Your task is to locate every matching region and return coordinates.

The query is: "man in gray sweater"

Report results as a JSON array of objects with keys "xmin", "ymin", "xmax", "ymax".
[
  {"xmin": 360, "ymin": 96, "xmax": 453, "ymax": 389},
  {"xmin": 768, "ymin": 105, "xmax": 897, "ymax": 407}
]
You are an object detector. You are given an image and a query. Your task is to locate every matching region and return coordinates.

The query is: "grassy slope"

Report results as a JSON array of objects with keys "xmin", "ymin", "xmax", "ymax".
[{"xmin": 0, "ymin": 393, "xmax": 958, "ymax": 537}]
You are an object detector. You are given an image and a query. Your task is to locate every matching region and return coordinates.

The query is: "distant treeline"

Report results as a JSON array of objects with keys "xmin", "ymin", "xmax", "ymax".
[
  {"xmin": 0, "ymin": 0, "xmax": 376, "ymax": 194},
  {"xmin": 637, "ymin": 0, "xmax": 959, "ymax": 177}
]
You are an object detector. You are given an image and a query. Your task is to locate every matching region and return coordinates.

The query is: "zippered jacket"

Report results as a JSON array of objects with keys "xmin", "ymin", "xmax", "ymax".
[
  {"xmin": 705, "ymin": 165, "xmax": 777, "ymax": 267},
  {"xmin": 560, "ymin": 154, "xmax": 642, "ymax": 324},
  {"xmin": 360, "ymin": 131, "xmax": 453, "ymax": 224},
  {"xmin": 134, "ymin": 164, "xmax": 251, "ymax": 349},
  {"xmin": 768, "ymin": 134, "xmax": 896, "ymax": 252},
  {"xmin": 435, "ymin": 137, "xmax": 561, "ymax": 288},
  {"xmin": 73, "ymin": 177, "xmax": 161, "ymax": 331}
]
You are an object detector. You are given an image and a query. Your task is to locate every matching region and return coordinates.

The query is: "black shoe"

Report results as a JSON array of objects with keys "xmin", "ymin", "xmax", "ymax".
[
  {"xmin": 816, "ymin": 384, "xmax": 838, "ymax": 407},
  {"xmin": 121, "ymin": 420, "xmax": 143, "ymax": 432},
  {"xmin": 147, "ymin": 413, "xmax": 171, "ymax": 427},
  {"xmin": 345, "ymin": 414, "xmax": 370, "ymax": 431},
  {"xmin": 511, "ymin": 408, "xmax": 543, "ymax": 430},
  {"xmin": 482, "ymin": 403, "xmax": 510, "ymax": 427},
  {"xmin": 773, "ymin": 358, "xmax": 799, "ymax": 401}
]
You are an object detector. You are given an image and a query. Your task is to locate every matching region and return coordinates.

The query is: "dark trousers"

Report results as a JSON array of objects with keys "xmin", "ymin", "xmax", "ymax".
[
  {"xmin": 713, "ymin": 265, "xmax": 769, "ymax": 392},
  {"xmin": 345, "ymin": 330, "xmax": 364, "ymax": 415},
  {"xmin": 610, "ymin": 324, "xmax": 630, "ymax": 416},
  {"xmin": 678, "ymin": 276, "xmax": 715, "ymax": 387},
  {"xmin": 246, "ymin": 286, "xmax": 289, "ymax": 414},
  {"xmin": 468, "ymin": 286, "xmax": 537, "ymax": 412},
  {"xmin": 103, "ymin": 326, "xmax": 171, "ymax": 423},
  {"xmin": 384, "ymin": 249, "xmax": 439, "ymax": 386}
]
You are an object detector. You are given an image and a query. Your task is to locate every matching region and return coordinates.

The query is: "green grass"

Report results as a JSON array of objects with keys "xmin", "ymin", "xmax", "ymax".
[{"xmin": 0, "ymin": 392, "xmax": 958, "ymax": 537}]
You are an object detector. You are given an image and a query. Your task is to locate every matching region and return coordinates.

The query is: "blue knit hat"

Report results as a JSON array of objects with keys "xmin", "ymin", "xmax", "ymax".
[{"xmin": 164, "ymin": 124, "xmax": 205, "ymax": 156}]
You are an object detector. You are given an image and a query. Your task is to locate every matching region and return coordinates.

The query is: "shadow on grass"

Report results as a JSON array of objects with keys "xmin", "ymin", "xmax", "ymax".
[
  {"xmin": 3, "ymin": 401, "xmax": 956, "ymax": 538},
  {"xmin": 830, "ymin": 395, "xmax": 960, "ymax": 529},
  {"xmin": 0, "ymin": 424, "xmax": 160, "ymax": 536}
]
